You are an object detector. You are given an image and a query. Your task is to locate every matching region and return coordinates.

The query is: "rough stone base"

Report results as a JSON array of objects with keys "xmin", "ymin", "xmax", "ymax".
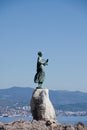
[{"xmin": 30, "ymin": 88, "xmax": 56, "ymax": 120}]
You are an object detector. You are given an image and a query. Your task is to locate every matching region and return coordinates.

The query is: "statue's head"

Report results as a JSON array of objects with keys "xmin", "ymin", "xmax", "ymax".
[{"xmin": 38, "ymin": 51, "xmax": 42, "ymax": 57}]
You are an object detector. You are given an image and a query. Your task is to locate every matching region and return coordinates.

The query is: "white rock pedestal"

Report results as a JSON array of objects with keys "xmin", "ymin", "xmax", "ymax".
[{"xmin": 30, "ymin": 88, "xmax": 56, "ymax": 121}]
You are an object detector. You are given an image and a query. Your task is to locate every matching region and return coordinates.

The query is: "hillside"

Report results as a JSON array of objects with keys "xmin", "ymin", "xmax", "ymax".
[{"xmin": 0, "ymin": 87, "xmax": 87, "ymax": 111}]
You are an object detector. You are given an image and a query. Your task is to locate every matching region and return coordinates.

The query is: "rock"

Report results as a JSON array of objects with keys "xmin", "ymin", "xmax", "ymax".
[
  {"xmin": 0, "ymin": 122, "xmax": 6, "ymax": 130},
  {"xmin": 74, "ymin": 122, "xmax": 85, "ymax": 130},
  {"xmin": 46, "ymin": 120, "xmax": 52, "ymax": 126},
  {"xmin": 30, "ymin": 88, "xmax": 56, "ymax": 120},
  {"xmin": 0, "ymin": 120, "xmax": 87, "ymax": 130},
  {"xmin": 63, "ymin": 124, "xmax": 75, "ymax": 130}
]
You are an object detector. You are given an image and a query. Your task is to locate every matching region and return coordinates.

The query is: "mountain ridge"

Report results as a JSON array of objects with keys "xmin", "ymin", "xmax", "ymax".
[
  {"xmin": 0, "ymin": 86, "xmax": 87, "ymax": 111},
  {"xmin": 0, "ymin": 86, "xmax": 87, "ymax": 93}
]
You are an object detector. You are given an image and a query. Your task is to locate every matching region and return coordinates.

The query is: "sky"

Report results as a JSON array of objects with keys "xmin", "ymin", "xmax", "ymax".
[{"xmin": 0, "ymin": 0, "xmax": 87, "ymax": 92}]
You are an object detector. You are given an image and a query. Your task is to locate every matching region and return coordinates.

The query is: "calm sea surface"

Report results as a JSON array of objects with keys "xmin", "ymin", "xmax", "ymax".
[{"xmin": 0, "ymin": 116, "xmax": 87, "ymax": 125}]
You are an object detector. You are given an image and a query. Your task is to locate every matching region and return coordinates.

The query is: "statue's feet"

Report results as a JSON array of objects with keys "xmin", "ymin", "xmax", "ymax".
[{"xmin": 36, "ymin": 86, "xmax": 43, "ymax": 89}]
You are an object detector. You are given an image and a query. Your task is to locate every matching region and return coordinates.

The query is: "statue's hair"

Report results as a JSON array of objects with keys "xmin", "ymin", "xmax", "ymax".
[{"xmin": 38, "ymin": 51, "xmax": 42, "ymax": 57}]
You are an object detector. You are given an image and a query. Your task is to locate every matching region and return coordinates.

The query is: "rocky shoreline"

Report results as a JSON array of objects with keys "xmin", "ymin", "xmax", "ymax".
[{"xmin": 0, "ymin": 120, "xmax": 87, "ymax": 130}]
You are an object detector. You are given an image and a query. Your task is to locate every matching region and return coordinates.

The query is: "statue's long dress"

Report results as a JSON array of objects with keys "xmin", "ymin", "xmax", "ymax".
[
  {"xmin": 34, "ymin": 57, "xmax": 45, "ymax": 84},
  {"xmin": 34, "ymin": 70, "xmax": 45, "ymax": 83}
]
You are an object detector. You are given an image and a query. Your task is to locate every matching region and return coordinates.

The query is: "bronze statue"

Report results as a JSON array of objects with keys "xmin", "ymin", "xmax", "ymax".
[{"xmin": 34, "ymin": 51, "xmax": 48, "ymax": 88}]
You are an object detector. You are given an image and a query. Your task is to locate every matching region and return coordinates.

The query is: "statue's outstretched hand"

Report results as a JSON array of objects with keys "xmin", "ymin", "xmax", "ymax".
[
  {"xmin": 43, "ymin": 59, "xmax": 49, "ymax": 66},
  {"xmin": 46, "ymin": 59, "xmax": 49, "ymax": 63}
]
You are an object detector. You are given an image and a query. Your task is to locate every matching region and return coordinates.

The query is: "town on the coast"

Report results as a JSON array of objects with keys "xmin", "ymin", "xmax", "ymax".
[{"xmin": 0, "ymin": 105, "xmax": 87, "ymax": 118}]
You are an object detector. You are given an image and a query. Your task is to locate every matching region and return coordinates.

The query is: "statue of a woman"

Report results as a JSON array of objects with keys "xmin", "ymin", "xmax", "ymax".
[{"xmin": 34, "ymin": 51, "xmax": 48, "ymax": 88}]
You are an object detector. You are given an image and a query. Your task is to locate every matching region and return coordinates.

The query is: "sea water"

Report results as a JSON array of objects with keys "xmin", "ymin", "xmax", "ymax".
[{"xmin": 0, "ymin": 116, "xmax": 87, "ymax": 125}]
